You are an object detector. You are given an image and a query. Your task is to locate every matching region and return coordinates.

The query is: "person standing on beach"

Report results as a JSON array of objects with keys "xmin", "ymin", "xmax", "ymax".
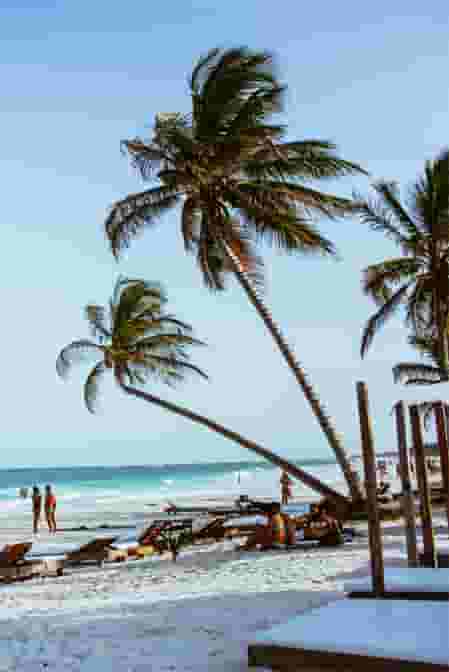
[
  {"xmin": 44, "ymin": 485, "xmax": 57, "ymax": 533},
  {"xmin": 280, "ymin": 471, "xmax": 292, "ymax": 505},
  {"xmin": 32, "ymin": 486, "xmax": 42, "ymax": 534}
]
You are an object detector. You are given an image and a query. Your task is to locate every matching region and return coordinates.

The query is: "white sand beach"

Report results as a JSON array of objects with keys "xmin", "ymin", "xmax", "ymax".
[{"xmin": 0, "ymin": 495, "xmax": 446, "ymax": 672}]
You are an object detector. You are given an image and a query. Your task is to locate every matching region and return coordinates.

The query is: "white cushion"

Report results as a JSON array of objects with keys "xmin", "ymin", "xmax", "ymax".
[
  {"xmin": 250, "ymin": 599, "xmax": 449, "ymax": 664},
  {"xmin": 345, "ymin": 567, "xmax": 449, "ymax": 593}
]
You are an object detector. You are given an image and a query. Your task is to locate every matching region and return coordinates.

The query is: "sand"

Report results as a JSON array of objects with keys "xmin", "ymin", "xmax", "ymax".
[{"xmin": 0, "ymin": 499, "xmax": 446, "ymax": 671}]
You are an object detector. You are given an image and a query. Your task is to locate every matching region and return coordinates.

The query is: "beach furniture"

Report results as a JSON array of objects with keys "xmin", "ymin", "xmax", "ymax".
[
  {"xmin": 135, "ymin": 518, "xmax": 194, "ymax": 557},
  {"xmin": 64, "ymin": 537, "xmax": 118, "ymax": 567},
  {"xmin": 135, "ymin": 545, "xmax": 156, "ymax": 559},
  {"xmin": 248, "ymin": 599, "xmax": 449, "ymax": 670},
  {"xmin": 191, "ymin": 516, "xmax": 229, "ymax": 542},
  {"xmin": 0, "ymin": 542, "xmax": 51, "ymax": 582},
  {"xmin": 346, "ymin": 567, "xmax": 449, "ymax": 600}
]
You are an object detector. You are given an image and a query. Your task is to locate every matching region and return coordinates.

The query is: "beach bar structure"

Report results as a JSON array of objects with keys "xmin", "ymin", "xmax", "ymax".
[{"xmin": 248, "ymin": 385, "xmax": 449, "ymax": 671}]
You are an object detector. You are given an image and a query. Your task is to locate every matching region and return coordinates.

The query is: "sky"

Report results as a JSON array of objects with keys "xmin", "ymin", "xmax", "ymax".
[{"xmin": 0, "ymin": 0, "xmax": 448, "ymax": 467}]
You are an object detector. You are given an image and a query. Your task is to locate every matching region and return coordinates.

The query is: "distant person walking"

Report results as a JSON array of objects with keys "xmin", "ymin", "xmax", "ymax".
[
  {"xmin": 32, "ymin": 486, "xmax": 42, "ymax": 534},
  {"xmin": 44, "ymin": 485, "xmax": 57, "ymax": 533},
  {"xmin": 280, "ymin": 471, "xmax": 293, "ymax": 506}
]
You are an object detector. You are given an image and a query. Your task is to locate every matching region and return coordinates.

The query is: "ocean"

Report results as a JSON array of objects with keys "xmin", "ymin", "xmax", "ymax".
[{"xmin": 0, "ymin": 459, "xmax": 346, "ymax": 518}]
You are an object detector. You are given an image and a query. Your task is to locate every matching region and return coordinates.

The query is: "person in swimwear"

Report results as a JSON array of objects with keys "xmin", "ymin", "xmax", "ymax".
[
  {"xmin": 44, "ymin": 484, "xmax": 57, "ymax": 533},
  {"xmin": 241, "ymin": 503, "xmax": 286, "ymax": 550},
  {"xmin": 32, "ymin": 486, "xmax": 42, "ymax": 534},
  {"xmin": 280, "ymin": 471, "xmax": 293, "ymax": 505}
]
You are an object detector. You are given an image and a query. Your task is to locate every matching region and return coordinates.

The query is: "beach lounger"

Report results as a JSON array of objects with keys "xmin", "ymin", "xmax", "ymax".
[
  {"xmin": 64, "ymin": 537, "xmax": 118, "ymax": 567},
  {"xmin": 345, "ymin": 567, "xmax": 449, "ymax": 600},
  {"xmin": 0, "ymin": 542, "xmax": 47, "ymax": 583},
  {"xmin": 401, "ymin": 537, "xmax": 449, "ymax": 568},
  {"xmin": 248, "ymin": 599, "xmax": 449, "ymax": 670},
  {"xmin": 191, "ymin": 516, "xmax": 229, "ymax": 542}
]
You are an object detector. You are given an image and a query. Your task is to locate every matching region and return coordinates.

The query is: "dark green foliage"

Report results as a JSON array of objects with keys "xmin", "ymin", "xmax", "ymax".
[
  {"xmin": 393, "ymin": 334, "xmax": 445, "ymax": 386},
  {"xmin": 105, "ymin": 47, "xmax": 366, "ymax": 291},
  {"xmin": 156, "ymin": 526, "xmax": 194, "ymax": 562},
  {"xmin": 357, "ymin": 149, "xmax": 449, "ymax": 378},
  {"xmin": 56, "ymin": 277, "xmax": 207, "ymax": 413}
]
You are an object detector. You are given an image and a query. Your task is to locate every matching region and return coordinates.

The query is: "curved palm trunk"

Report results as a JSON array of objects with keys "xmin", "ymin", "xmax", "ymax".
[
  {"xmin": 221, "ymin": 241, "xmax": 363, "ymax": 503},
  {"xmin": 119, "ymin": 382, "xmax": 349, "ymax": 506}
]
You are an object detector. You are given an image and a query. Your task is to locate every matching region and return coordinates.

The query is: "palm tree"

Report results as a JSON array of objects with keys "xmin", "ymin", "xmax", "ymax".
[
  {"xmin": 393, "ymin": 333, "xmax": 445, "ymax": 386},
  {"xmin": 393, "ymin": 333, "xmax": 444, "ymax": 431},
  {"xmin": 103, "ymin": 47, "xmax": 366, "ymax": 502},
  {"xmin": 56, "ymin": 277, "xmax": 348, "ymax": 505},
  {"xmin": 358, "ymin": 149, "xmax": 449, "ymax": 380}
]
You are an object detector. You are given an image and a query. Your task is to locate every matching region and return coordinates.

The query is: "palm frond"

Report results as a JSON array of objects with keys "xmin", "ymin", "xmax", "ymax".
[
  {"xmin": 393, "ymin": 362, "xmax": 444, "ymax": 385},
  {"xmin": 189, "ymin": 47, "xmax": 221, "ymax": 96},
  {"xmin": 405, "ymin": 282, "xmax": 433, "ymax": 332},
  {"xmin": 84, "ymin": 362, "xmax": 106, "ymax": 414},
  {"xmin": 193, "ymin": 47, "xmax": 282, "ymax": 140},
  {"xmin": 56, "ymin": 340, "xmax": 103, "ymax": 379},
  {"xmin": 412, "ymin": 149, "xmax": 449, "ymax": 237},
  {"xmin": 226, "ymin": 87, "xmax": 286, "ymax": 139},
  {"xmin": 354, "ymin": 192, "xmax": 411, "ymax": 248},
  {"xmin": 362, "ymin": 258, "xmax": 420, "ymax": 305},
  {"xmin": 138, "ymin": 354, "xmax": 208, "ymax": 385},
  {"xmin": 105, "ymin": 187, "xmax": 180, "ymax": 259},
  {"xmin": 121, "ymin": 139, "xmax": 168, "ymax": 180},
  {"xmin": 361, "ymin": 283, "xmax": 411, "ymax": 357},
  {"xmin": 85, "ymin": 305, "xmax": 111, "ymax": 342},
  {"xmin": 374, "ymin": 181, "xmax": 419, "ymax": 239},
  {"xmin": 246, "ymin": 140, "xmax": 367, "ymax": 181},
  {"xmin": 134, "ymin": 333, "xmax": 206, "ymax": 356},
  {"xmin": 113, "ymin": 279, "xmax": 166, "ymax": 335}
]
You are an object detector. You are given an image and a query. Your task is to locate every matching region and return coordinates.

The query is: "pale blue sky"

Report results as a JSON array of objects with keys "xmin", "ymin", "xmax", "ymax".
[{"xmin": 1, "ymin": 1, "xmax": 448, "ymax": 466}]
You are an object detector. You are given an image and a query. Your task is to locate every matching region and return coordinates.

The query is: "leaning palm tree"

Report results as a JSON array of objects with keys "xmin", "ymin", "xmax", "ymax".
[
  {"xmin": 358, "ymin": 149, "xmax": 449, "ymax": 380},
  {"xmin": 103, "ymin": 47, "xmax": 366, "ymax": 502},
  {"xmin": 56, "ymin": 277, "xmax": 348, "ymax": 505}
]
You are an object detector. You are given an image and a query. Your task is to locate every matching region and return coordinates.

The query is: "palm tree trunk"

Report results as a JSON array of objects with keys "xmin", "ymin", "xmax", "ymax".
[
  {"xmin": 432, "ymin": 244, "xmax": 449, "ymax": 381},
  {"xmin": 436, "ymin": 302, "xmax": 449, "ymax": 381},
  {"xmin": 119, "ymin": 381, "xmax": 349, "ymax": 506},
  {"xmin": 221, "ymin": 241, "xmax": 364, "ymax": 503}
]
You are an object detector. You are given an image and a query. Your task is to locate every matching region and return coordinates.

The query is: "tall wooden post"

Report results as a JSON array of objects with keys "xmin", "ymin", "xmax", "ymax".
[
  {"xmin": 356, "ymin": 382, "xmax": 384, "ymax": 595},
  {"xmin": 394, "ymin": 402, "xmax": 418, "ymax": 567},
  {"xmin": 435, "ymin": 402, "xmax": 449, "ymax": 531},
  {"xmin": 409, "ymin": 405, "xmax": 437, "ymax": 568}
]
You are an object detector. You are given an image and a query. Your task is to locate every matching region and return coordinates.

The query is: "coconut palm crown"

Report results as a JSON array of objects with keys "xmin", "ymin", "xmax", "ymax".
[
  {"xmin": 56, "ymin": 277, "xmax": 207, "ymax": 413},
  {"xmin": 106, "ymin": 47, "xmax": 365, "ymax": 285},
  {"xmin": 358, "ymin": 149, "xmax": 449, "ymax": 380},
  {"xmin": 103, "ymin": 47, "xmax": 366, "ymax": 502}
]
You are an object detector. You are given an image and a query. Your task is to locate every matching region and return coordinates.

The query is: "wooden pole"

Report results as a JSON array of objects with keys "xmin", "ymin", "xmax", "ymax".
[
  {"xmin": 394, "ymin": 402, "xmax": 418, "ymax": 567},
  {"xmin": 409, "ymin": 405, "xmax": 437, "ymax": 568},
  {"xmin": 356, "ymin": 382, "xmax": 384, "ymax": 595},
  {"xmin": 435, "ymin": 402, "xmax": 449, "ymax": 531}
]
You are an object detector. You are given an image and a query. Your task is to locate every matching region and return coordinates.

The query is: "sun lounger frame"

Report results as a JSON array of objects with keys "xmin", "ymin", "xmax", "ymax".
[
  {"xmin": 348, "ymin": 589, "xmax": 449, "ymax": 601},
  {"xmin": 0, "ymin": 560, "xmax": 44, "ymax": 583},
  {"xmin": 64, "ymin": 537, "xmax": 118, "ymax": 567},
  {"xmin": 248, "ymin": 643, "xmax": 448, "ymax": 671}
]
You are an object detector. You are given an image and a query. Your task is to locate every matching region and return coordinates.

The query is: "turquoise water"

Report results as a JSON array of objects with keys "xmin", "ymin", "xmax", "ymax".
[{"xmin": 0, "ymin": 459, "xmax": 340, "ymax": 511}]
